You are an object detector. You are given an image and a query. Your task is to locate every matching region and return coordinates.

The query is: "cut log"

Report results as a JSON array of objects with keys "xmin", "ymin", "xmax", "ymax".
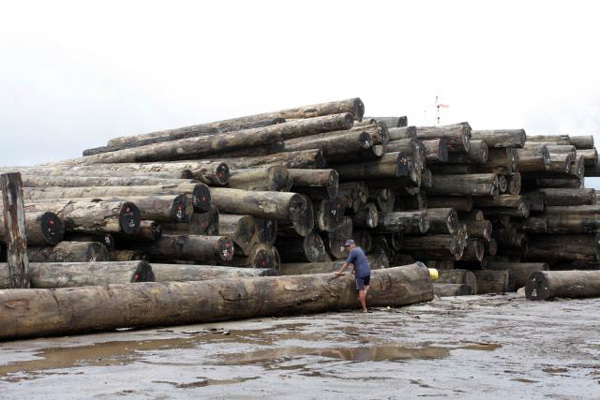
[
  {"xmin": 353, "ymin": 229, "xmax": 373, "ymax": 253},
  {"xmin": 71, "ymin": 113, "xmax": 353, "ymax": 164},
  {"xmin": 485, "ymin": 261, "xmax": 548, "ymax": 289},
  {"xmin": 230, "ymin": 243, "xmax": 279, "ymax": 269},
  {"xmin": 427, "ymin": 174, "xmax": 499, "ymax": 197},
  {"xmin": 538, "ymin": 188, "xmax": 596, "ymax": 206},
  {"xmin": 326, "ymin": 216, "xmax": 353, "ymax": 259},
  {"xmin": 120, "ymin": 234, "xmax": 234, "ymax": 263},
  {"xmin": 152, "ymin": 263, "xmax": 277, "ymax": 282},
  {"xmin": 284, "ymin": 129, "xmax": 373, "ymax": 162},
  {"xmin": 402, "ymin": 235, "xmax": 464, "ymax": 260},
  {"xmin": 470, "ymin": 129, "xmax": 526, "ymax": 148},
  {"xmin": 376, "ymin": 211, "xmax": 429, "ymax": 234},
  {"xmin": 0, "ymin": 173, "xmax": 29, "ymax": 288},
  {"xmin": 254, "ymin": 219, "xmax": 278, "ymax": 245},
  {"xmin": 210, "ymin": 188, "xmax": 312, "ymax": 237},
  {"xmin": 526, "ymin": 270, "xmax": 600, "ymax": 300},
  {"xmin": 526, "ymin": 234, "xmax": 600, "ymax": 262},
  {"xmin": 464, "ymin": 219, "xmax": 492, "ymax": 241},
  {"xmin": 388, "ymin": 126, "xmax": 417, "ymax": 141},
  {"xmin": 338, "ymin": 182, "xmax": 369, "ymax": 212},
  {"xmin": 0, "ymin": 211, "xmax": 64, "ymax": 246},
  {"xmin": 108, "ymin": 249, "xmax": 149, "ymax": 262},
  {"xmin": 577, "ymin": 149, "xmax": 598, "ymax": 167},
  {"xmin": 350, "ymin": 203, "xmax": 379, "ymax": 229},
  {"xmin": 276, "ymin": 231, "xmax": 327, "ymax": 263},
  {"xmin": 526, "ymin": 135, "xmax": 570, "ymax": 144},
  {"xmin": 474, "ymin": 148, "xmax": 518, "ymax": 174},
  {"xmin": 425, "ymin": 208, "xmax": 460, "ymax": 235},
  {"xmin": 396, "ymin": 190, "xmax": 428, "ymax": 211},
  {"xmin": 570, "ymin": 135, "xmax": 595, "ymax": 149},
  {"xmin": 333, "ymin": 152, "xmax": 409, "ymax": 181},
  {"xmin": 445, "ymin": 140, "xmax": 489, "ymax": 164},
  {"xmin": 313, "ymin": 197, "xmax": 345, "ymax": 232},
  {"xmin": 433, "ymin": 284, "xmax": 473, "ymax": 296},
  {"xmin": 514, "ymin": 217, "xmax": 547, "ymax": 234},
  {"xmin": 216, "ymin": 149, "xmax": 326, "ymax": 169},
  {"xmin": 16, "ymin": 199, "xmax": 140, "ymax": 235},
  {"xmin": 427, "ymin": 196, "xmax": 473, "ymax": 212},
  {"xmin": 0, "ymin": 261, "xmax": 154, "ymax": 289},
  {"xmin": 227, "ymin": 167, "xmax": 292, "ymax": 192},
  {"xmin": 461, "ymin": 239, "xmax": 485, "ymax": 262},
  {"xmin": 421, "ymin": 139, "xmax": 448, "ymax": 163},
  {"xmin": 288, "ymin": 169, "xmax": 339, "ymax": 199},
  {"xmin": 543, "ymin": 205, "xmax": 600, "ymax": 233},
  {"xmin": 474, "ymin": 270, "xmax": 516, "ymax": 293},
  {"xmin": 367, "ymin": 116, "xmax": 407, "ymax": 129},
  {"xmin": 437, "ymin": 269, "xmax": 477, "ymax": 294},
  {"xmin": 112, "ymin": 220, "xmax": 162, "ymax": 242},
  {"xmin": 28, "ymin": 241, "xmax": 108, "ymax": 262},
  {"xmin": 474, "ymin": 194, "xmax": 526, "ymax": 208},
  {"xmin": 218, "ymin": 214, "xmax": 257, "ymax": 256},
  {"xmin": 536, "ymin": 177, "xmax": 583, "ymax": 188},
  {"xmin": 20, "ymin": 175, "xmax": 203, "ymax": 189},
  {"xmin": 506, "ymin": 173, "xmax": 522, "ymax": 195},
  {"xmin": 369, "ymin": 188, "xmax": 395, "ymax": 213},
  {"xmin": 522, "ymin": 191, "xmax": 546, "ymax": 212},
  {"xmin": 415, "ymin": 122, "xmax": 471, "ymax": 152}
]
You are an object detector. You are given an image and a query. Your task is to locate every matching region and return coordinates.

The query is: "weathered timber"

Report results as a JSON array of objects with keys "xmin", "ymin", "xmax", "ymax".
[
  {"xmin": 445, "ymin": 140, "xmax": 489, "ymax": 164},
  {"xmin": 516, "ymin": 145, "xmax": 550, "ymax": 172},
  {"xmin": 464, "ymin": 219, "xmax": 492, "ymax": 241},
  {"xmin": 485, "ymin": 261, "xmax": 548, "ymax": 289},
  {"xmin": 461, "ymin": 239, "xmax": 485, "ymax": 262},
  {"xmin": 424, "ymin": 259, "xmax": 455, "ymax": 270},
  {"xmin": 543, "ymin": 205, "xmax": 600, "ymax": 233},
  {"xmin": 369, "ymin": 188, "xmax": 395, "ymax": 213},
  {"xmin": 526, "ymin": 270, "xmax": 600, "ymax": 300},
  {"xmin": 16, "ymin": 199, "xmax": 140, "ymax": 234},
  {"xmin": 0, "ymin": 264, "xmax": 434, "ymax": 339},
  {"xmin": 64, "ymin": 232, "xmax": 115, "ymax": 250},
  {"xmin": 288, "ymin": 169, "xmax": 339, "ymax": 199},
  {"xmin": 433, "ymin": 283, "xmax": 473, "ymax": 296},
  {"xmin": 480, "ymin": 203, "xmax": 530, "ymax": 219},
  {"xmin": 278, "ymin": 257, "xmax": 408, "ymax": 276},
  {"xmin": 216, "ymin": 149, "xmax": 326, "ymax": 170},
  {"xmin": 19, "ymin": 175, "xmax": 202, "ymax": 189},
  {"xmin": 425, "ymin": 208, "xmax": 460, "ymax": 234},
  {"xmin": 276, "ymin": 231, "xmax": 327, "ymax": 263},
  {"xmin": 314, "ymin": 197, "xmax": 345, "ymax": 232},
  {"xmin": 230, "ymin": 243, "xmax": 278, "ymax": 269},
  {"xmin": 332, "ymin": 152, "xmax": 409, "ymax": 181},
  {"xmin": 506, "ymin": 173, "xmax": 522, "ymax": 195},
  {"xmin": 367, "ymin": 116, "xmax": 407, "ymax": 129},
  {"xmin": 427, "ymin": 174, "xmax": 498, "ymax": 197},
  {"xmin": 526, "ymin": 234, "xmax": 600, "ymax": 262},
  {"xmin": 522, "ymin": 191, "xmax": 546, "ymax": 212},
  {"xmin": 151, "ymin": 263, "xmax": 277, "ymax": 282},
  {"xmin": 28, "ymin": 241, "xmax": 108, "ymax": 262},
  {"xmin": 415, "ymin": 122, "xmax": 471, "ymax": 152},
  {"xmin": 395, "ymin": 190, "xmax": 428, "ymax": 211},
  {"xmin": 458, "ymin": 209, "xmax": 485, "ymax": 221},
  {"xmin": 337, "ymin": 182, "xmax": 369, "ymax": 212},
  {"xmin": 427, "ymin": 196, "xmax": 473, "ymax": 212},
  {"xmin": 538, "ymin": 188, "xmax": 596, "ymax": 206},
  {"xmin": 107, "ymin": 249, "xmax": 149, "ymax": 262},
  {"xmin": 112, "ymin": 220, "xmax": 162, "ymax": 242},
  {"xmin": 420, "ymin": 139, "xmax": 448, "ymax": 163},
  {"xmin": 210, "ymin": 188, "xmax": 311, "ymax": 237},
  {"xmin": 0, "ymin": 211, "xmax": 64, "ymax": 246},
  {"xmin": 388, "ymin": 126, "xmax": 417, "ymax": 141},
  {"xmin": 402, "ymin": 235, "xmax": 464, "ymax": 260},
  {"xmin": 474, "ymin": 270, "xmax": 516, "ymax": 293},
  {"xmin": 437, "ymin": 269, "xmax": 477, "ymax": 294},
  {"xmin": 570, "ymin": 135, "xmax": 595, "ymax": 149},
  {"xmin": 326, "ymin": 216, "xmax": 353, "ymax": 259},
  {"xmin": 350, "ymin": 203, "xmax": 379, "ymax": 229},
  {"xmin": 353, "ymin": 230, "xmax": 373, "ymax": 253},
  {"xmin": 202, "ymin": 140, "xmax": 285, "ymax": 159},
  {"xmin": 218, "ymin": 214, "xmax": 256, "ymax": 256},
  {"xmin": 285, "ymin": 129, "xmax": 373, "ymax": 162},
  {"xmin": 497, "ymin": 175, "xmax": 508, "ymax": 193},
  {"xmin": 120, "ymin": 234, "xmax": 234, "ymax": 263},
  {"xmin": 536, "ymin": 177, "xmax": 583, "ymax": 188},
  {"xmin": 254, "ymin": 219, "xmax": 278, "ymax": 245},
  {"xmin": 386, "ymin": 138, "xmax": 423, "ymax": 169},
  {"xmin": 527, "ymin": 135, "xmax": 571, "ymax": 145},
  {"xmin": 473, "ymin": 148, "xmax": 518, "ymax": 174},
  {"xmin": 73, "ymin": 114, "xmax": 353, "ymax": 164},
  {"xmin": 0, "ymin": 261, "xmax": 154, "ymax": 289},
  {"xmin": 277, "ymin": 195, "xmax": 314, "ymax": 237},
  {"xmin": 0, "ymin": 173, "xmax": 29, "ymax": 288},
  {"xmin": 474, "ymin": 194, "xmax": 526, "ymax": 208},
  {"xmin": 470, "ymin": 129, "xmax": 526, "ymax": 148},
  {"xmin": 577, "ymin": 149, "xmax": 598, "ymax": 167},
  {"xmin": 227, "ymin": 167, "xmax": 292, "ymax": 192},
  {"xmin": 351, "ymin": 121, "xmax": 389, "ymax": 148},
  {"xmin": 376, "ymin": 211, "xmax": 429, "ymax": 234},
  {"xmin": 514, "ymin": 217, "xmax": 547, "ymax": 234}
]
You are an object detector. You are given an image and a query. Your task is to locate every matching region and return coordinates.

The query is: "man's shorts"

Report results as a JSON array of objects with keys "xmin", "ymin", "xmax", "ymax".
[{"xmin": 355, "ymin": 275, "xmax": 371, "ymax": 291}]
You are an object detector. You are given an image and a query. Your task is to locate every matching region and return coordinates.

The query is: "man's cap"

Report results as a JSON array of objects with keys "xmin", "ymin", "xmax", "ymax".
[{"xmin": 344, "ymin": 239, "xmax": 355, "ymax": 247}]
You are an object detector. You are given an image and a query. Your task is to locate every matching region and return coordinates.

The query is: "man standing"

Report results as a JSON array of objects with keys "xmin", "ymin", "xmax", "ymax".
[{"xmin": 335, "ymin": 239, "xmax": 371, "ymax": 313}]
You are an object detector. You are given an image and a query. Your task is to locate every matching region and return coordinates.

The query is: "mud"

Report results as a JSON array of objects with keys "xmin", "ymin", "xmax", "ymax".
[{"xmin": 0, "ymin": 291, "xmax": 599, "ymax": 399}]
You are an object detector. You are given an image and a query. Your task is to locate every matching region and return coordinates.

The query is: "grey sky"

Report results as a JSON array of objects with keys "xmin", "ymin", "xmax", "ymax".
[{"xmin": 1, "ymin": 1, "xmax": 599, "ymax": 184}]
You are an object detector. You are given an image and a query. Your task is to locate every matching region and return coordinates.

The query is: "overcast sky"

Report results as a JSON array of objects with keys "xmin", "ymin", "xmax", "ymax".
[{"xmin": 1, "ymin": 1, "xmax": 599, "ymax": 185}]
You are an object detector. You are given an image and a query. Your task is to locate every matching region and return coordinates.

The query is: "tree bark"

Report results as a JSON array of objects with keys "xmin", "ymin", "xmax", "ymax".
[
  {"xmin": 473, "ymin": 148, "xmax": 518, "ymax": 174},
  {"xmin": 526, "ymin": 135, "xmax": 571, "ymax": 145},
  {"xmin": 525, "ymin": 270, "xmax": 600, "ymax": 300},
  {"xmin": 337, "ymin": 182, "xmax": 369, "ymax": 212},
  {"xmin": 28, "ymin": 241, "xmax": 108, "ymax": 262},
  {"xmin": 65, "ymin": 232, "xmax": 116, "ymax": 249},
  {"xmin": 313, "ymin": 197, "xmax": 345, "ymax": 232},
  {"xmin": 526, "ymin": 234, "xmax": 600, "ymax": 262},
  {"xmin": 470, "ymin": 129, "xmax": 526, "ymax": 148},
  {"xmin": 0, "ymin": 263, "xmax": 434, "ymax": 340},
  {"xmin": 367, "ymin": 116, "xmax": 407, "ymax": 129},
  {"xmin": 461, "ymin": 239, "xmax": 485, "ymax": 262},
  {"xmin": 388, "ymin": 126, "xmax": 417, "ymax": 141},
  {"xmin": 326, "ymin": 217, "xmax": 353, "ymax": 259},
  {"xmin": 369, "ymin": 188, "xmax": 395, "ymax": 213},
  {"xmin": 514, "ymin": 217, "xmax": 547, "ymax": 233},
  {"xmin": 376, "ymin": 211, "xmax": 429, "ymax": 234},
  {"xmin": 218, "ymin": 214, "xmax": 257, "ymax": 256},
  {"xmin": 254, "ymin": 218, "xmax": 278, "ymax": 246},
  {"xmin": 427, "ymin": 174, "xmax": 499, "ymax": 197},
  {"xmin": 0, "ymin": 261, "xmax": 154, "ymax": 289},
  {"xmin": 285, "ymin": 129, "xmax": 373, "ymax": 162},
  {"xmin": 506, "ymin": 173, "xmax": 522, "ymax": 195},
  {"xmin": 120, "ymin": 234, "xmax": 234, "ymax": 264},
  {"xmin": 445, "ymin": 140, "xmax": 489, "ymax": 164},
  {"xmin": 570, "ymin": 135, "xmax": 595, "ymax": 149},
  {"xmin": 288, "ymin": 169, "xmax": 338, "ymax": 199},
  {"xmin": 464, "ymin": 219, "xmax": 492, "ymax": 241},
  {"xmin": 20, "ymin": 174, "xmax": 202, "ymax": 189},
  {"xmin": 427, "ymin": 196, "xmax": 473, "ymax": 212},
  {"xmin": 333, "ymin": 152, "xmax": 409, "ymax": 181},
  {"xmin": 415, "ymin": 122, "xmax": 471, "ymax": 152},
  {"xmin": 474, "ymin": 270, "xmax": 516, "ymax": 293},
  {"xmin": 107, "ymin": 249, "xmax": 149, "ymax": 262},
  {"xmin": 485, "ymin": 261, "xmax": 548, "ymax": 289},
  {"xmin": 402, "ymin": 235, "xmax": 464, "ymax": 260},
  {"xmin": 276, "ymin": 231, "xmax": 327, "ymax": 263},
  {"xmin": 425, "ymin": 208, "xmax": 460, "ymax": 234},
  {"xmin": 437, "ymin": 269, "xmax": 477, "ymax": 294},
  {"xmin": 350, "ymin": 203, "xmax": 379, "ymax": 229},
  {"xmin": 216, "ymin": 149, "xmax": 326, "ymax": 170},
  {"xmin": 0, "ymin": 173, "xmax": 29, "ymax": 288},
  {"xmin": 229, "ymin": 243, "xmax": 279, "ymax": 269},
  {"xmin": 577, "ymin": 149, "xmax": 598, "ymax": 167},
  {"xmin": 538, "ymin": 188, "xmax": 596, "ymax": 206},
  {"xmin": 151, "ymin": 263, "xmax": 277, "ymax": 282},
  {"xmin": 227, "ymin": 167, "xmax": 292, "ymax": 192},
  {"xmin": 0, "ymin": 211, "xmax": 64, "ymax": 246}
]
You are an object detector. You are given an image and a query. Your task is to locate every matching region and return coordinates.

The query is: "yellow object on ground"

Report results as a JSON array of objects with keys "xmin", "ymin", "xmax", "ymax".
[{"xmin": 428, "ymin": 268, "xmax": 439, "ymax": 280}]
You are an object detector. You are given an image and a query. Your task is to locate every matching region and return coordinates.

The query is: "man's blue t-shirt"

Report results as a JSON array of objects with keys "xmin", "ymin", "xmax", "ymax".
[{"xmin": 346, "ymin": 247, "xmax": 371, "ymax": 278}]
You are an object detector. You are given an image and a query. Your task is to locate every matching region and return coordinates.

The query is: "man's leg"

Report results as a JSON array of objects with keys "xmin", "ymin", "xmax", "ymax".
[{"xmin": 359, "ymin": 289, "xmax": 367, "ymax": 312}]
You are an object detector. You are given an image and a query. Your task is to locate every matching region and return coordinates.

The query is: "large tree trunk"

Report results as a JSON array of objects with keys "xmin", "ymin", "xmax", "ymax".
[
  {"xmin": 276, "ymin": 231, "xmax": 327, "ymax": 262},
  {"xmin": 433, "ymin": 284, "xmax": 473, "ymax": 296},
  {"xmin": 485, "ymin": 261, "xmax": 548, "ymax": 289},
  {"xmin": 350, "ymin": 203, "xmax": 379, "ymax": 229},
  {"xmin": 427, "ymin": 174, "xmax": 499, "ymax": 197},
  {"xmin": 543, "ymin": 205, "xmax": 600, "ymax": 233},
  {"xmin": 160, "ymin": 207, "xmax": 220, "ymax": 236},
  {"xmin": 388, "ymin": 126, "xmax": 417, "ymax": 141},
  {"xmin": 69, "ymin": 114, "xmax": 353, "ymax": 164},
  {"xmin": 229, "ymin": 243, "xmax": 280, "ymax": 269},
  {"xmin": 218, "ymin": 214, "xmax": 257, "ymax": 256},
  {"xmin": 427, "ymin": 196, "xmax": 473, "ymax": 212},
  {"xmin": 421, "ymin": 139, "xmax": 448, "ymax": 163},
  {"xmin": 538, "ymin": 188, "xmax": 596, "ymax": 206},
  {"xmin": 284, "ymin": 129, "xmax": 373, "ymax": 162},
  {"xmin": 526, "ymin": 234, "xmax": 600, "ymax": 262},
  {"xmin": 107, "ymin": 249, "xmax": 149, "ymax": 262},
  {"xmin": 210, "ymin": 188, "xmax": 312, "ymax": 237},
  {"xmin": 227, "ymin": 167, "xmax": 292, "ymax": 192},
  {"xmin": 402, "ymin": 235, "xmax": 465, "ymax": 260},
  {"xmin": 0, "ymin": 211, "xmax": 64, "ymax": 246},
  {"xmin": 216, "ymin": 149, "xmax": 326, "ymax": 169},
  {"xmin": 376, "ymin": 211, "xmax": 429, "ymax": 234},
  {"xmin": 473, "ymin": 148, "xmax": 518, "ymax": 174},
  {"xmin": 464, "ymin": 219, "xmax": 493, "ymax": 241},
  {"xmin": 437, "ymin": 269, "xmax": 477, "ymax": 294},
  {"xmin": 313, "ymin": 197, "xmax": 345, "ymax": 232},
  {"xmin": 570, "ymin": 135, "xmax": 595, "ymax": 149},
  {"xmin": 526, "ymin": 135, "xmax": 570, "ymax": 144},
  {"xmin": 19, "ymin": 174, "xmax": 202, "ymax": 189},
  {"xmin": 525, "ymin": 270, "xmax": 600, "ymax": 300},
  {"xmin": 474, "ymin": 270, "xmax": 516, "ymax": 293},
  {"xmin": 424, "ymin": 208, "xmax": 460, "ymax": 234},
  {"xmin": 0, "ymin": 260, "xmax": 154, "ymax": 288},
  {"xmin": 332, "ymin": 152, "xmax": 409, "ymax": 181},
  {"xmin": 416, "ymin": 122, "xmax": 471, "ymax": 152},
  {"xmin": 577, "ymin": 149, "xmax": 598, "ymax": 167},
  {"xmin": 151, "ymin": 263, "xmax": 277, "ymax": 282},
  {"xmin": 470, "ymin": 129, "xmax": 526, "ymax": 148},
  {"xmin": 325, "ymin": 216, "xmax": 353, "ymax": 259},
  {"xmin": 445, "ymin": 140, "xmax": 489, "ymax": 164},
  {"xmin": 288, "ymin": 169, "xmax": 339, "ymax": 199},
  {"xmin": 27, "ymin": 241, "xmax": 108, "ymax": 262},
  {"xmin": 0, "ymin": 263, "xmax": 432, "ymax": 340}
]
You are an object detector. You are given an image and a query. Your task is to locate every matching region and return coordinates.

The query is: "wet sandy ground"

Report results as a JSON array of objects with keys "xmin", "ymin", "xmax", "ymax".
[{"xmin": 0, "ymin": 291, "xmax": 599, "ymax": 399}]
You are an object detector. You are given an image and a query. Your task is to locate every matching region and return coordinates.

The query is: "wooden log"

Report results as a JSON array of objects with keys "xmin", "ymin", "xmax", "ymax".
[
  {"xmin": 352, "ymin": 122, "xmax": 389, "ymax": 147},
  {"xmin": 402, "ymin": 235, "xmax": 464, "ymax": 260},
  {"xmin": 527, "ymin": 135, "xmax": 570, "ymax": 145},
  {"xmin": 353, "ymin": 230, "xmax": 373, "ymax": 253},
  {"xmin": 210, "ymin": 188, "xmax": 312, "ymax": 237},
  {"xmin": 506, "ymin": 173, "xmax": 522, "ymax": 195},
  {"xmin": 28, "ymin": 241, "xmax": 108, "ymax": 262},
  {"xmin": 577, "ymin": 149, "xmax": 598, "ymax": 167},
  {"xmin": 497, "ymin": 175, "xmax": 508, "ymax": 193},
  {"xmin": 285, "ymin": 129, "xmax": 373, "ymax": 162},
  {"xmin": 112, "ymin": 220, "xmax": 162, "ymax": 242},
  {"xmin": 326, "ymin": 216, "xmax": 353, "ymax": 259},
  {"xmin": 15, "ymin": 199, "xmax": 140, "ymax": 235},
  {"xmin": 367, "ymin": 116, "xmax": 407, "ymax": 129},
  {"xmin": 427, "ymin": 196, "xmax": 473, "ymax": 212},
  {"xmin": 350, "ymin": 203, "xmax": 379, "ymax": 229},
  {"xmin": 333, "ymin": 152, "xmax": 409, "ymax": 181},
  {"xmin": 230, "ymin": 243, "xmax": 279, "ymax": 269},
  {"xmin": 461, "ymin": 239, "xmax": 484, "ymax": 262},
  {"xmin": 425, "ymin": 208, "xmax": 459, "ymax": 235},
  {"xmin": 276, "ymin": 231, "xmax": 327, "ymax": 263},
  {"xmin": 470, "ymin": 129, "xmax": 526, "ymax": 148},
  {"xmin": 522, "ymin": 191, "xmax": 546, "ymax": 212},
  {"xmin": 474, "ymin": 148, "xmax": 518, "ymax": 174},
  {"xmin": 19, "ymin": 174, "xmax": 203, "ymax": 189},
  {"xmin": 433, "ymin": 283, "xmax": 473, "ymax": 296},
  {"xmin": 526, "ymin": 234, "xmax": 600, "ymax": 262},
  {"xmin": 152, "ymin": 263, "xmax": 277, "ymax": 282},
  {"xmin": 514, "ymin": 217, "xmax": 547, "ymax": 234},
  {"xmin": 424, "ymin": 259, "xmax": 454, "ymax": 270},
  {"xmin": 161, "ymin": 206, "xmax": 220, "ymax": 236},
  {"xmin": 415, "ymin": 122, "xmax": 471, "ymax": 152},
  {"xmin": 396, "ymin": 190, "xmax": 428, "ymax": 210},
  {"xmin": 254, "ymin": 218, "xmax": 278, "ymax": 245},
  {"xmin": 421, "ymin": 139, "xmax": 448, "ymax": 163},
  {"xmin": 73, "ymin": 113, "xmax": 353, "ymax": 164},
  {"xmin": 474, "ymin": 194, "xmax": 525, "ymax": 208},
  {"xmin": 288, "ymin": 169, "xmax": 339, "ymax": 199},
  {"xmin": 526, "ymin": 270, "xmax": 600, "ymax": 300},
  {"xmin": 227, "ymin": 167, "xmax": 292, "ymax": 192},
  {"xmin": 464, "ymin": 219, "xmax": 492, "ymax": 241},
  {"xmin": 338, "ymin": 182, "xmax": 369, "ymax": 212},
  {"xmin": 107, "ymin": 249, "xmax": 149, "ymax": 261},
  {"xmin": 543, "ymin": 205, "xmax": 600, "ymax": 233},
  {"xmin": 481, "ymin": 203, "xmax": 529, "ymax": 219},
  {"xmin": 65, "ymin": 232, "xmax": 116, "ymax": 250},
  {"xmin": 485, "ymin": 261, "xmax": 548, "ymax": 289},
  {"xmin": 388, "ymin": 126, "xmax": 417, "ymax": 141},
  {"xmin": 445, "ymin": 140, "xmax": 489, "ymax": 164},
  {"xmin": 427, "ymin": 174, "xmax": 498, "ymax": 197},
  {"xmin": 459, "ymin": 209, "xmax": 485, "ymax": 221},
  {"xmin": 538, "ymin": 188, "xmax": 596, "ymax": 206},
  {"xmin": 120, "ymin": 234, "xmax": 234, "ymax": 263},
  {"xmin": 314, "ymin": 197, "xmax": 345, "ymax": 232},
  {"xmin": 0, "ymin": 261, "xmax": 154, "ymax": 289},
  {"xmin": 200, "ymin": 140, "xmax": 285, "ymax": 159},
  {"xmin": 474, "ymin": 270, "xmax": 516, "ymax": 293},
  {"xmin": 570, "ymin": 135, "xmax": 595, "ymax": 149},
  {"xmin": 376, "ymin": 211, "xmax": 429, "ymax": 234},
  {"xmin": 369, "ymin": 188, "xmax": 395, "ymax": 213},
  {"xmin": 218, "ymin": 214, "xmax": 257, "ymax": 256},
  {"xmin": 0, "ymin": 211, "xmax": 64, "ymax": 246},
  {"xmin": 216, "ymin": 149, "xmax": 326, "ymax": 169},
  {"xmin": 486, "ymin": 238, "xmax": 498, "ymax": 256},
  {"xmin": 0, "ymin": 173, "xmax": 29, "ymax": 288},
  {"xmin": 386, "ymin": 138, "xmax": 423, "ymax": 169},
  {"xmin": 437, "ymin": 269, "xmax": 477, "ymax": 294},
  {"xmin": 536, "ymin": 177, "xmax": 583, "ymax": 188}
]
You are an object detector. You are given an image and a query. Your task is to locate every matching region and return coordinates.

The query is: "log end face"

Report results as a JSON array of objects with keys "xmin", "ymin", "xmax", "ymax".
[
  {"xmin": 353, "ymin": 98, "xmax": 365, "ymax": 121},
  {"xmin": 192, "ymin": 184, "xmax": 212, "ymax": 213},
  {"xmin": 119, "ymin": 202, "xmax": 141, "ymax": 234},
  {"xmin": 40, "ymin": 211, "xmax": 65, "ymax": 246},
  {"xmin": 218, "ymin": 237, "xmax": 235, "ymax": 263},
  {"xmin": 133, "ymin": 261, "xmax": 155, "ymax": 282},
  {"xmin": 525, "ymin": 271, "xmax": 551, "ymax": 300},
  {"xmin": 171, "ymin": 195, "xmax": 191, "ymax": 223},
  {"xmin": 216, "ymin": 162, "xmax": 230, "ymax": 186}
]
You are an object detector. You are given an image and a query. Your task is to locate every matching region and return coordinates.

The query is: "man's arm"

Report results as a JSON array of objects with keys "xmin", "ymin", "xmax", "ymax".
[{"xmin": 335, "ymin": 262, "xmax": 354, "ymax": 276}]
